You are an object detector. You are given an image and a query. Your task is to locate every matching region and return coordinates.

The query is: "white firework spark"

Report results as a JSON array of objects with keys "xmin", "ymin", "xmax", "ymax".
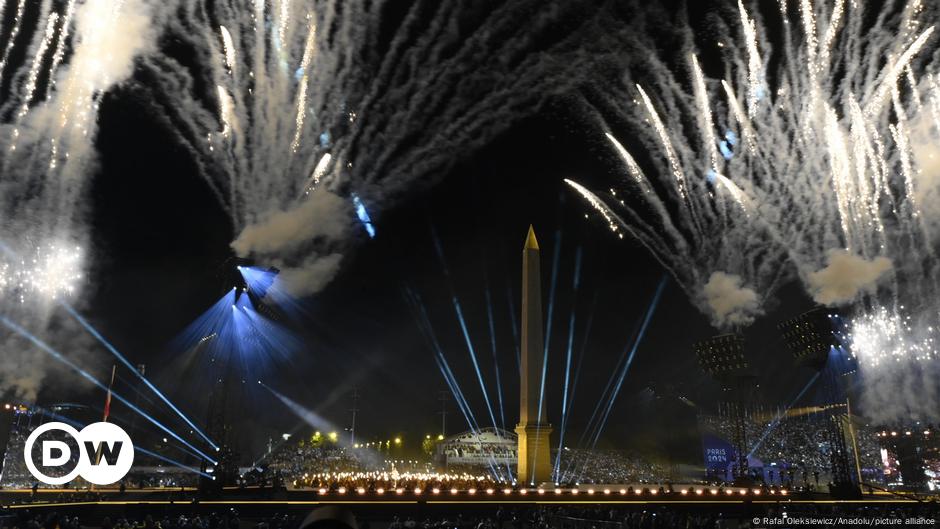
[
  {"xmin": 139, "ymin": 0, "xmax": 600, "ymax": 295},
  {"xmin": 847, "ymin": 308, "xmax": 938, "ymax": 368},
  {"xmin": 0, "ymin": 0, "xmax": 159, "ymax": 317},
  {"xmin": 568, "ymin": 1, "xmax": 940, "ymax": 418},
  {"xmin": 0, "ymin": 243, "xmax": 83, "ymax": 303}
]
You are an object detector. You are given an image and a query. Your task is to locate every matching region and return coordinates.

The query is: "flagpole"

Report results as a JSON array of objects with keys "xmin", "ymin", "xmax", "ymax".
[
  {"xmin": 103, "ymin": 364, "xmax": 116, "ymax": 422},
  {"xmin": 92, "ymin": 365, "xmax": 118, "ymax": 487}
]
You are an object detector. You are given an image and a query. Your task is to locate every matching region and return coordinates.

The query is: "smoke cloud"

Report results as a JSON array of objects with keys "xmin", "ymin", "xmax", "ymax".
[
  {"xmin": 276, "ymin": 254, "xmax": 345, "ymax": 297},
  {"xmin": 702, "ymin": 271, "xmax": 760, "ymax": 327},
  {"xmin": 0, "ymin": 0, "xmax": 165, "ymax": 403},
  {"xmin": 858, "ymin": 362, "xmax": 940, "ymax": 423},
  {"xmin": 0, "ymin": 308, "xmax": 103, "ymax": 402},
  {"xmin": 807, "ymin": 250, "xmax": 892, "ymax": 306},
  {"xmin": 139, "ymin": 0, "xmax": 606, "ymax": 299},
  {"xmin": 231, "ymin": 190, "xmax": 351, "ymax": 296},
  {"xmin": 909, "ymin": 107, "xmax": 940, "ymax": 225}
]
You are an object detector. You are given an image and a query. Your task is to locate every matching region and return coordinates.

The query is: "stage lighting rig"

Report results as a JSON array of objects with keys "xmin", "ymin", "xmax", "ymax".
[
  {"xmin": 693, "ymin": 334, "xmax": 749, "ymax": 381},
  {"xmin": 778, "ymin": 307, "xmax": 860, "ymax": 499},
  {"xmin": 778, "ymin": 308, "xmax": 841, "ymax": 370},
  {"xmin": 693, "ymin": 333, "xmax": 756, "ymax": 484}
]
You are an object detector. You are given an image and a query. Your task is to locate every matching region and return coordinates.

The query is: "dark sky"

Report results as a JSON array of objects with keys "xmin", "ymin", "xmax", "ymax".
[
  {"xmin": 79, "ymin": 91, "xmax": 820, "ymax": 464},
  {"xmin": 12, "ymin": 0, "xmax": 826, "ymax": 465}
]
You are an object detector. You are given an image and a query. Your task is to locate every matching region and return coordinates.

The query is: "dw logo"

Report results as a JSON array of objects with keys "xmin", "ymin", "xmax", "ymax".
[{"xmin": 24, "ymin": 422, "xmax": 134, "ymax": 485}]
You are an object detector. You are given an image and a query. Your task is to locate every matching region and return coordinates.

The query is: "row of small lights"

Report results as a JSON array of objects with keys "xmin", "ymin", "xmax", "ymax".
[
  {"xmin": 877, "ymin": 430, "xmax": 931, "ymax": 437},
  {"xmin": 315, "ymin": 487, "xmax": 788, "ymax": 497}
]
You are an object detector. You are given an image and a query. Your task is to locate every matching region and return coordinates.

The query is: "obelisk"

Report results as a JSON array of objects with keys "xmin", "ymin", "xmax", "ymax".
[{"xmin": 515, "ymin": 225, "xmax": 552, "ymax": 485}]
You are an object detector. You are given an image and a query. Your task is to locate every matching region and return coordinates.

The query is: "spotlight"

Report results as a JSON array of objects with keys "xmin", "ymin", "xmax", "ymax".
[
  {"xmin": 450, "ymin": 488, "xmax": 458, "ymax": 495},
  {"xmin": 413, "ymin": 488, "xmax": 422, "ymax": 494},
  {"xmin": 503, "ymin": 488, "xmax": 512, "ymax": 494},
  {"xmin": 317, "ymin": 488, "xmax": 326, "ymax": 494},
  {"xmin": 432, "ymin": 488, "xmax": 440, "ymax": 494},
  {"xmin": 486, "ymin": 488, "xmax": 494, "ymax": 495},
  {"xmin": 337, "ymin": 487, "xmax": 346, "ymax": 494},
  {"xmin": 537, "ymin": 488, "xmax": 545, "ymax": 495},
  {"xmin": 376, "ymin": 488, "xmax": 384, "ymax": 495},
  {"xmin": 555, "ymin": 488, "xmax": 563, "ymax": 495}
]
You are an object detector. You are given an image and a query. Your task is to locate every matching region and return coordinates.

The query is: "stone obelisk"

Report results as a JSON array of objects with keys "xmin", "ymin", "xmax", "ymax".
[{"xmin": 515, "ymin": 225, "xmax": 552, "ymax": 485}]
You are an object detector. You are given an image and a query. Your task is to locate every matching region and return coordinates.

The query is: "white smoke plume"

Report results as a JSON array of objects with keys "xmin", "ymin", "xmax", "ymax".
[
  {"xmin": 231, "ymin": 190, "xmax": 351, "ymax": 296},
  {"xmin": 849, "ymin": 307, "xmax": 940, "ymax": 422},
  {"xmin": 565, "ymin": 1, "xmax": 940, "ymax": 421},
  {"xmin": 231, "ymin": 191, "xmax": 350, "ymax": 257},
  {"xmin": 808, "ymin": 250, "xmax": 892, "ymax": 306},
  {"xmin": 276, "ymin": 254, "xmax": 344, "ymax": 298},
  {"xmin": 1, "ymin": 0, "xmax": 161, "ymax": 240},
  {"xmin": 0, "ymin": 0, "xmax": 163, "ymax": 401},
  {"xmin": 908, "ymin": 101, "xmax": 940, "ymax": 223},
  {"xmin": 702, "ymin": 271, "xmax": 760, "ymax": 327},
  {"xmin": 0, "ymin": 306, "xmax": 104, "ymax": 402},
  {"xmin": 137, "ymin": 0, "xmax": 606, "ymax": 296}
]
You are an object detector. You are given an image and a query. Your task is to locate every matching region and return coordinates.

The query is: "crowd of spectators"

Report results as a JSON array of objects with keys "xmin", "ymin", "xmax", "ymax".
[
  {"xmin": 1, "ymin": 430, "xmax": 34, "ymax": 488},
  {"xmin": 287, "ymin": 470, "xmax": 500, "ymax": 492},
  {"xmin": 553, "ymin": 451, "xmax": 670, "ymax": 485},
  {"xmin": 0, "ymin": 511, "xmax": 299, "ymax": 529},
  {"xmin": 265, "ymin": 445, "xmax": 365, "ymax": 479},
  {"xmin": 261, "ymin": 437, "xmax": 501, "ymax": 491},
  {"xmin": 698, "ymin": 412, "xmax": 886, "ymax": 485}
]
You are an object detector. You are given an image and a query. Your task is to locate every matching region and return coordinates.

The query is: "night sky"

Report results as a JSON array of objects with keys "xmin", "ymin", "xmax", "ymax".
[
  {"xmin": 79, "ymin": 96, "xmax": 820, "ymax": 464},
  {"xmin": 9, "ymin": 0, "xmax": 827, "ymax": 465}
]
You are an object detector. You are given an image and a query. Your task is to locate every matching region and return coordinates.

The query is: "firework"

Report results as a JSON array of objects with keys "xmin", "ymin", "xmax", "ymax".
[
  {"xmin": 568, "ymin": 1, "xmax": 940, "ymax": 418},
  {"xmin": 847, "ymin": 308, "xmax": 938, "ymax": 368},
  {"xmin": 0, "ymin": 0, "xmax": 157, "ymax": 313},
  {"xmin": 139, "ymin": 0, "xmax": 597, "ymax": 296},
  {"xmin": 570, "ymin": 1, "xmax": 939, "ymax": 324},
  {"xmin": 0, "ymin": 242, "xmax": 83, "ymax": 303}
]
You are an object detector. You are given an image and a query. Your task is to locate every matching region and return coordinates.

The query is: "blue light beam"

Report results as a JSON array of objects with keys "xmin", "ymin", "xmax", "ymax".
[
  {"xmin": 589, "ymin": 276, "xmax": 666, "ymax": 449},
  {"xmin": 405, "ymin": 288, "xmax": 505, "ymax": 480},
  {"xmin": 0, "ymin": 316, "xmax": 219, "ymax": 465},
  {"xmin": 748, "ymin": 372, "xmax": 821, "ymax": 458},
  {"xmin": 553, "ymin": 247, "xmax": 582, "ymax": 480},
  {"xmin": 483, "ymin": 275, "xmax": 506, "ymax": 431},
  {"xmin": 30, "ymin": 406, "xmax": 213, "ymax": 479},
  {"xmin": 60, "ymin": 304, "xmax": 218, "ymax": 450}
]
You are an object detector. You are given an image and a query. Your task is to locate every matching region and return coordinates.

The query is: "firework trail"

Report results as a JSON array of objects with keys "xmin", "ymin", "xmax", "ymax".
[
  {"xmin": 569, "ymin": 0, "xmax": 940, "ymax": 420},
  {"xmin": 0, "ymin": 0, "xmax": 160, "ymax": 251},
  {"xmin": 136, "ymin": 0, "xmax": 602, "ymax": 296},
  {"xmin": 0, "ymin": 0, "xmax": 161, "ymax": 398}
]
